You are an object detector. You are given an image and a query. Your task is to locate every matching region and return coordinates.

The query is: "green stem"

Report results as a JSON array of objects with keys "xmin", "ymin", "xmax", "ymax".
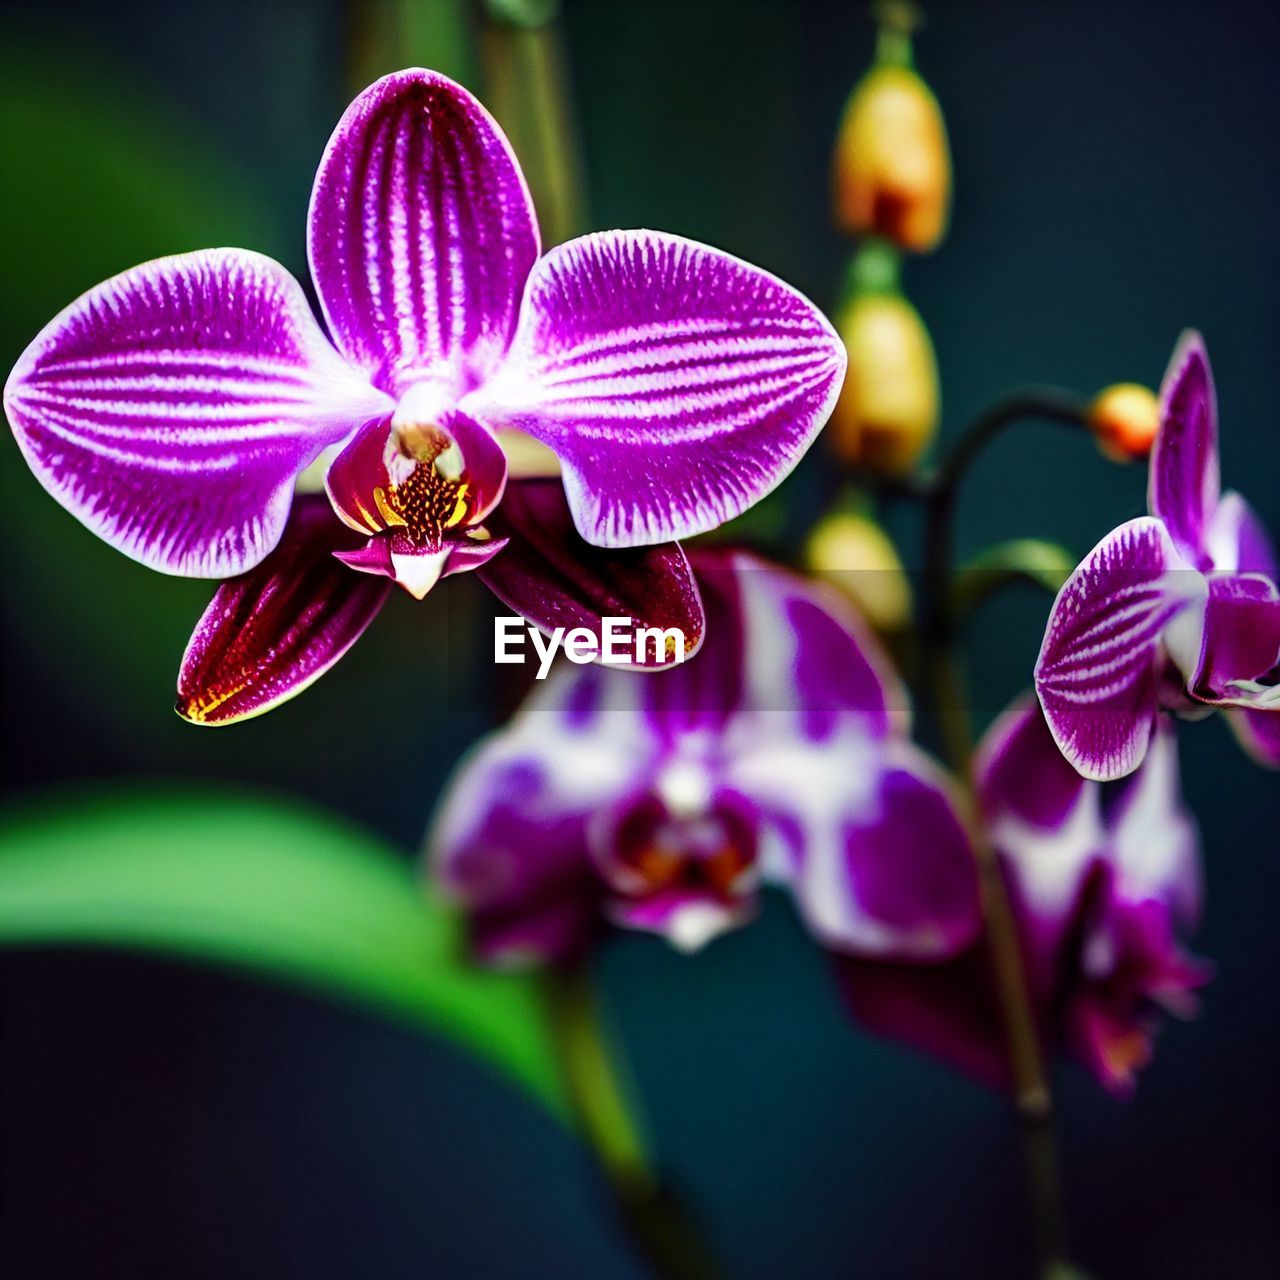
[
  {"xmin": 476, "ymin": 0, "xmax": 588, "ymax": 246},
  {"xmin": 542, "ymin": 966, "xmax": 725, "ymax": 1280},
  {"xmin": 921, "ymin": 390, "xmax": 1088, "ymax": 1278}
]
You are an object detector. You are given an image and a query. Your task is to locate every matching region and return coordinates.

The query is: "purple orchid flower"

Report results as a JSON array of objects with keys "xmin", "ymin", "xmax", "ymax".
[
  {"xmin": 3, "ymin": 69, "xmax": 845, "ymax": 725},
  {"xmin": 1035, "ymin": 332, "xmax": 1280, "ymax": 779},
  {"xmin": 838, "ymin": 695, "xmax": 1206, "ymax": 1097},
  {"xmin": 429, "ymin": 550, "xmax": 979, "ymax": 965}
]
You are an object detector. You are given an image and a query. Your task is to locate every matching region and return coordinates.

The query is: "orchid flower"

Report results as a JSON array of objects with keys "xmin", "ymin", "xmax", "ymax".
[
  {"xmin": 1035, "ymin": 332, "xmax": 1280, "ymax": 779},
  {"xmin": 838, "ymin": 696, "xmax": 1206, "ymax": 1097},
  {"xmin": 429, "ymin": 551, "xmax": 979, "ymax": 964},
  {"xmin": 3, "ymin": 69, "xmax": 845, "ymax": 725}
]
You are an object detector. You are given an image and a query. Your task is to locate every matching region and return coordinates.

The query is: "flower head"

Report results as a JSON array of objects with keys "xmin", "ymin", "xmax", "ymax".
[
  {"xmin": 838, "ymin": 696, "xmax": 1206, "ymax": 1097},
  {"xmin": 1035, "ymin": 333, "xmax": 1280, "ymax": 779},
  {"xmin": 430, "ymin": 551, "xmax": 978, "ymax": 966},
  {"xmin": 4, "ymin": 69, "xmax": 845, "ymax": 723}
]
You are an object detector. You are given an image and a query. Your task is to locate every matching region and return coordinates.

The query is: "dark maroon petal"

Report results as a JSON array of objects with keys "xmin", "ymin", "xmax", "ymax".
[
  {"xmin": 475, "ymin": 478, "xmax": 706, "ymax": 665},
  {"xmin": 1149, "ymin": 331, "xmax": 1220, "ymax": 563},
  {"xmin": 176, "ymin": 496, "xmax": 390, "ymax": 725},
  {"xmin": 834, "ymin": 946, "xmax": 1011, "ymax": 1090}
]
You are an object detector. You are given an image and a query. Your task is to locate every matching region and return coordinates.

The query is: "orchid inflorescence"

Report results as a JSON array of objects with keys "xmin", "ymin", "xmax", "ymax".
[{"xmin": 5, "ymin": 31, "xmax": 1276, "ymax": 1280}]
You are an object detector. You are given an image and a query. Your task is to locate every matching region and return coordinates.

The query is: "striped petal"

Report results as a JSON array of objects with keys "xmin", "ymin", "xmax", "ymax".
[
  {"xmin": 1149, "ymin": 331, "xmax": 1220, "ymax": 564},
  {"xmin": 4, "ymin": 250, "xmax": 390, "ymax": 578},
  {"xmin": 308, "ymin": 69, "xmax": 539, "ymax": 397},
  {"xmin": 1035, "ymin": 518, "xmax": 1204, "ymax": 780},
  {"xmin": 176, "ymin": 496, "xmax": 390, "ymax": 725},
  {"xmin": 471, "ymin": 230, "xmax": 846, "ymax": 547}
]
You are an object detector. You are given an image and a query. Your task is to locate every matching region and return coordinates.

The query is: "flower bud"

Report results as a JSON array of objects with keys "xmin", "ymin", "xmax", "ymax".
[
  {"xmin": 828, "ymin": 293, "xmax": 939, "ymax": 476},
  {"xmin": 832, "ymin": 65, "xmax": 951, "ymax": 252},
  {"xmin": 804, "ymin": 510, "xmax": 913, "ymax": 633},
  {"xmin": 1086, "ymin": 383, "xmax": 1160, "ymax": 462}
]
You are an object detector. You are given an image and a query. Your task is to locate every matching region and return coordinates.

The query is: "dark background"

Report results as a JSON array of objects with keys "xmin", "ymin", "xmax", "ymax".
[{"xmin": 2, "ymin": 1, "xmax": 1278, "ymax": 1276}]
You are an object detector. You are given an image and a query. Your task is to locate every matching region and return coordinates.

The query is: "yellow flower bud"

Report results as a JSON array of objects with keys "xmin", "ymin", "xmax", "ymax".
[
  {"xmin": 832, "ymin": 64, "xmax": 951, "ymax": 252},
  {"xmin": 804, "ymin": 510, "xmax": 913, "ymax": 634},
  {"xmin": 1087, "ymin": 383, "xmax": 1160, "ymax": 462},
  {"xmin": 828, "ymin": 293, "xmax": 939, "ymax": 476}
]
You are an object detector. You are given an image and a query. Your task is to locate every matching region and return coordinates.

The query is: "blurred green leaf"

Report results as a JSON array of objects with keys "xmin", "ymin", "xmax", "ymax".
[
  {"xmin": 954, "ymin": 538, "xmax": 1075, "ymax": 618},
  {"xmin": 0, "ymin": 785, "xmax": 566, "ymax": 1119}
]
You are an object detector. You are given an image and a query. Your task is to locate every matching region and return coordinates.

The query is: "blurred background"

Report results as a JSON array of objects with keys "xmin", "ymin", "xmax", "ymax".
[{"xmin": 1, "ymin": 1, "xmax": 1277, "ymax": 1276}]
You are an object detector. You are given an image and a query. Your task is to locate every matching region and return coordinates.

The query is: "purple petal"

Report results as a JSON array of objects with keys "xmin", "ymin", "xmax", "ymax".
[
  {"xmin": 1064, "ymin": 877, "xmax": 1209, "ymax": 1098},
  {"xmin": 1227, "ymin": 708, "xmax": 1280, "ymax": 768},
  {"xmin": 606, "ymin": 891, "xmax": 753, "ymax": 953},
  {"xmin": 4, "ymin": 250, "xmax": 390, "ymax": 578},
  {"xmin": 686, "ymin": 549, "xmax": 906, "ymax": 736},
  {"xmin": 1149, "ymin": 331, "xmax": 1220, "ymax": 563},
  {"xmin": 1184, "ymin": 573, "xmax": 1280, "ymax": 706},
  {"xmin": 976, "ymin": 693, "xmax": 1089, "ymax": 831},
  {"xmin": 176, "ymin": 496, "xmax": 390, "ymax": 725},
  {"xmin": 475, "ymin": 478, "xmax": 706, "ymax": 666},
  {"xmin": 782, "ymin": 743, "xmax": 981, "ymax": 961},
  {"xmin": 978, "ymin": 696, "xmax": 1105, "ymax": 990},
  {"xmin": 1204, "ymin": 490, "xmax": 1278, "ymax": 578},
  {"xmin": 1035, "ymin": 517, "xmax": 1203, "ymax": 780},
  {"xmin": 472, "ymin": 230, "xmax": 845, "ymax": 547},
  {"xmin": 430, "ymin": 751, "xmax": 602, "ymax": 968},
  {"xmin": 308, "ymin": 69, "xmax": 539, "ymax": 397},
  {"xmin": 1104, "ymin": 717, "xmax": 1202, "ymax": 928},
  {"xmin": 429, "ymin": 668, "xmax": 654, "ymax": 967}
]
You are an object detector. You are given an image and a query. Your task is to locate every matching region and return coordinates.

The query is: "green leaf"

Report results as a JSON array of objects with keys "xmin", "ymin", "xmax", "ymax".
[
  {"xmin": 0, "ymin": 784, "xmax": 566, "ymax": 1119},
  {"xmin": 954, "ymin": 538, "xmax": 1076, "ymax": 618}
]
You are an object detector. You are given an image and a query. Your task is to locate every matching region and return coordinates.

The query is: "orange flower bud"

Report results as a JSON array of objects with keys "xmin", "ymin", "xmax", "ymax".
[
  {"xmin": 827, "ymin": 293, "xmax": 939, "ymax": 476},
  {"xmin": 804, "ymin": 510, "xmax": 913, "ymax": 634},
  {"xmin": 832, "ymin": 65, "xmax": 951, "ymax": 252},
  {"xmin": 1087, "ymin": 383, "xmax": 1160, "ymax": 462}
]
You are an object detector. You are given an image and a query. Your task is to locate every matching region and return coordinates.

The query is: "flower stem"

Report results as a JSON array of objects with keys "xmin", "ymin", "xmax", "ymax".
[
  {"xmin": 542, "ymin": 966, "xmax": 726, "ymax": 1280},
  {"xmin": 921, "ymin": 390, "xmax": 1088, "ymax": 1278}
]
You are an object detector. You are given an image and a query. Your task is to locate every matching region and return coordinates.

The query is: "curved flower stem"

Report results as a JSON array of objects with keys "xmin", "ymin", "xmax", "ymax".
[
  {"xmin": 920, "ymin": 390, "xmax": 1088, "ymax": 1278},
  {"xmin": 542, "ymin": 966, "xmax": 726, "ymax": 1280}
]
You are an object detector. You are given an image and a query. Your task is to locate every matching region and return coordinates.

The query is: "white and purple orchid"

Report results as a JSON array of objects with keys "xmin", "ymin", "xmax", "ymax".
[
  {"xmin": 1035, "ymin": 333, "xmax": 1280, "ymax": 779},
  {"xmin": 3, "ymin": 69, "xmax": 845, "ymax": 724},
  {"xmin": 839, "ymin": 695, "xmax": 1206, "ymax": 1097},
  {"xmin": 429, "ymin": 550, "xmax": 979, "ymax": 965}
]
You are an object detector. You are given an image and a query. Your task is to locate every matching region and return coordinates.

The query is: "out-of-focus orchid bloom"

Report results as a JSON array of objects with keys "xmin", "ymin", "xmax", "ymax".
[
  {"xmin": 4, "ymin": 70, "xmax": 845, "ymax": 724},
  {"xmin": 839, "ymin": 696, "xmax": 1207, "ymax": 1097},
  {"xmin": 1035, "ymin": 333, "xmax": 1280, "ymax": 779},
  {"xmin": 430, "ymin": 551, "xmax": 979, "ymax": 965}
]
